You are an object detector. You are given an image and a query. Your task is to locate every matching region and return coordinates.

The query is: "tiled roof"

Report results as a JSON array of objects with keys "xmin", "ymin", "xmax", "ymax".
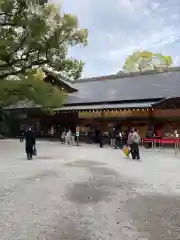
[
  {"xmin": 66, "ymin": 68, "xmax": 180, "ymax": 105},
  {"xmin": 43, "ymin": 69, "xmax": 77, "ymax": 92},
  {"xmin": 58, "ymin": 101, "xmax": 156, "ymax": 111}
]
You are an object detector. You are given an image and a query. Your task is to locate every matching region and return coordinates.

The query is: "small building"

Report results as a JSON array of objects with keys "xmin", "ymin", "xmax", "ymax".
[{"xmin": 2, "ymin": 67, "xmax": 180, "ymax": 139}]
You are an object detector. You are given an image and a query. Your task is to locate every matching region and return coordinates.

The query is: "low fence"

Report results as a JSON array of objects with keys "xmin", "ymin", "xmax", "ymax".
[
  {"xmin": 142, "ymin": 138, "xmax": 180, "ymax": 148},
  {"xmin": 141, "ymin": 137, "xmax": 180, "ymax": 156}
]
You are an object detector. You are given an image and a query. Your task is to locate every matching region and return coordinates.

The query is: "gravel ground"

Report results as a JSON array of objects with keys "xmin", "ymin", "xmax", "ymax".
[{"xmin": 0, "ymin": 140, "xmax": 180, "ymax": 239}]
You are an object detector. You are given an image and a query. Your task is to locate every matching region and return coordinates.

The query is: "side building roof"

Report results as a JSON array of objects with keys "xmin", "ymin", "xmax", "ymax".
[
  {"xmin": 43, "ymin": 69, "xmax": 77, "ymax": 93},
  {"xmin": 66, "ymin": 67, "xmax": 180, "ymax": 105}
]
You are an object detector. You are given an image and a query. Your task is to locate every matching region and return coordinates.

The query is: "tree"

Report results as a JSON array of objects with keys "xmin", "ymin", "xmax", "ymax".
[
  {"xmin": 0, "ymin": 71, "xmax": 67, "ymax": 108},
  {"xmin": 0, "ymin": 0, "xmax": 88, "ymax": 108},
  {"xmin": 122, "ymin": 50, "xmax": 172, "ymax": 73}
]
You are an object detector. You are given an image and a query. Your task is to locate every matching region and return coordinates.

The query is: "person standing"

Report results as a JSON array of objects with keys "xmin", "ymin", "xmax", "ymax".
[
  {"xmin": 146, "ymin": 128, "xmax": 154, "ymax": 148},
  {"xmin": 61, "ymin": 129, "xmax": 66, "ymax": 144},
  {"xmin": 114, "ymin": 129, "xmax": 121, "ymax": 149},
  {"xmin": 118, "ymin": 131, "xmax": 123, "ymax": 149},
  {"xmin": 66, "ymin": 129, "xmax": 72, "ymax": 144},
  {"xmin": 87, "ymin": 129, "xmax": 93, "ymax": 144},
  {"xmin": 99, "ymin": 130, "xmax": 104, "ymax": 148},
  {"xmin": 109, "ymin": 128, "xmax": 115, "ymax": 148},
  {"xmin": 20, "ymin": 127, "xmax": 24, "ymax": 142},
  {"xmin": 25, "ymin": 127, "xmax": 35, "ymax": 160},
  {"xmin": 131, "ymin": 128, "xmax": 141, "ymax": 160},
  {"xmin": 108, "ymin": 129, "xmax": 112, "ymax": 146},
  {"xmin": 127, "ymin": 129, "xmax": 134, "ymax": 158},
  {"xmin": 123, "ymin": 130, "xmax": 129, "ymax": 146}
]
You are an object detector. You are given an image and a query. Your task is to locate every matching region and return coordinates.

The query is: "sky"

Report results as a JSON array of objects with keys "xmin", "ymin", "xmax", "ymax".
[{"xmin": 50, "ymin": 0, "xmax": 180, "ymax": 78}]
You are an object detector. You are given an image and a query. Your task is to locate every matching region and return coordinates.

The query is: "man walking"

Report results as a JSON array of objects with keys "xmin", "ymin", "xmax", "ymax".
[
  {"xmin": 127, "ymin": 129, "xmax": 134, "ymax": 157},
  {"xmin": 25, "ymin": 127, "xmax": 36, "ymax": 160}
]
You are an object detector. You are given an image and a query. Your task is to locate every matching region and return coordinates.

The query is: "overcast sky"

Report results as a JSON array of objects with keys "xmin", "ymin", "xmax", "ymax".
[{"xmin": 50, "ymin": 0, "xmax": 180, "ymax": 77}]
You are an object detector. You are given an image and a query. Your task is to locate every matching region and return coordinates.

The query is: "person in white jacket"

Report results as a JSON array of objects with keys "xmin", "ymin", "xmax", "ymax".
[{"xmin": 66, "ymin": 129, "xmax": 72, "ymax": 144}]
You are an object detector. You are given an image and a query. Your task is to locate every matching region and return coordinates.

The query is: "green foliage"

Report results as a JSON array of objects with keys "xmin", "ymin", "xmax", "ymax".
[
  {"xmin": 0, "ymin": 72, "xmax": 66, "ymax": 108},
  {"xmin": 123, "ymin": 50, "xmax": 173, "ymax": 73},
  {"xmin": 0, "ymin": 0, "xmax": 88, "ymax": 108},
  {"xmin": 0, "ymin": 0, "xmax": 88, "ymax": 80}
]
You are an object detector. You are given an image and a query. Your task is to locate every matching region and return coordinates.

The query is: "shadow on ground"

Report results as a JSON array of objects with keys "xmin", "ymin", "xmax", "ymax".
[
  {"xmin": 65, "ymin": 160, "xmax": 180, "ymax": 239},
  {"xmin": 65, "ymin": 160, "xmax": 135, "ymax": 205},
  {"xmin": 125, "ymin": 194, "xmax": 180, "ymax": 240}
]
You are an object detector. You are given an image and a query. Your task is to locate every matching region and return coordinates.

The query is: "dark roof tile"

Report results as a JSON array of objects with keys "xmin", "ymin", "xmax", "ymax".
[{"xmin": 66, "ymin": 69, "xmax": 180, "ymax": 104}]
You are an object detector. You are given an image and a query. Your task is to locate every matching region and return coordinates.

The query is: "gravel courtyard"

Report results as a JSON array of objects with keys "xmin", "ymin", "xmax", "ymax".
[{"xmin": 0, "ymin": 140, "xmax": 180, "ymax": 240}]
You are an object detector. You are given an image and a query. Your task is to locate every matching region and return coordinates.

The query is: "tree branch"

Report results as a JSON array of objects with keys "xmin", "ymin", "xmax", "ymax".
[
  {"xmin": 0, "ymin": 60, "xmax": 48, "ymax": 79},
  {"xmin": 0, "ymin": 48, "xmax": 40, "ymax": 70},
  {"xmin": 9, "ymin": 32, "xmax": 30, "ymax": 58},
  {"xmin": 0, "ymin": 12, "xmax": 13, "ymax": 18},
  {"xmin": 0, "ymin": 21, "xmax": 18, "ymax": 26}
]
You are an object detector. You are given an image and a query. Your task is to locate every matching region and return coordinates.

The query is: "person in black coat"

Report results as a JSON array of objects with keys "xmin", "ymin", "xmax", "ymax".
[
  {"xmin": 98, "ymin": 130, "xmax": 104, "ymax": 148},
  {"xmin": 20, "ymin": 127, "xmax": 24, "ymax": 142},
  {"xmin": 123, "ymin": 130, "xmax": 129, "ymax": 146},
  {"xmin": 87, "ymin": 129, "xmax": 93, "ymax": 144},
  {"xmin": 146, "ymin": 128, "xmax": 154, "ymax": 148},
  {"xmin": 25, "ymin": 128, "xmax": 35, "ymax": 160}
]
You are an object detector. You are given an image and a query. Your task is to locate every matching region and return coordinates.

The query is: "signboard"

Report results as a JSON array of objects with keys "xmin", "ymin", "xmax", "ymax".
[
  {"xmin": 153, "ymin": 109, "xmax": 180, "ymax": 118},
  {"xmin": 78, "ymin": 110, "xmax": 149, "ymax": 119},
  {"xmin": 78, "ymin": 111, "xmax": 101, "ymax": 119},
  {"xmin": 102, "ymin": 110, "xmax": 149, "ymax": 118}
]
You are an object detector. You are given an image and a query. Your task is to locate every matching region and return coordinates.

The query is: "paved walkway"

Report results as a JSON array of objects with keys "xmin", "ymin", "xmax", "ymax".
[{"xmin": 0, "ymin": 140, "xmax": 180, "ymax": 239}]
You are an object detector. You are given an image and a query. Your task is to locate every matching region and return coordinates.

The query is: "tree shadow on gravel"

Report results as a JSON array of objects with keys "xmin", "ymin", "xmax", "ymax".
[
  {"xmin": 125, "ymin": 194, "xmax": 180, "ymax": 240},
  {"xmin": 65, "ymin": 163, "xmax": 137, "ymax": 205},
  {"xmin": 64, "ymin": 160, "xmax": 106, "ymax": 168}
]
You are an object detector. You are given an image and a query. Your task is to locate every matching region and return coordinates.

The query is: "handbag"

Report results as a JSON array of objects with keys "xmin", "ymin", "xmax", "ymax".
[
  {"xmin": 33, "ymin": 145, "xmax": 37, "ymax": 156},
  {"xmin": 123, "ymin": 145, "xmax": 131, "ymax": 156}
]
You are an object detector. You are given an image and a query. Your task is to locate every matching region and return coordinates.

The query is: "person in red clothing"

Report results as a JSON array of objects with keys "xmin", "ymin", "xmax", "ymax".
[
  {"xmin": 156, "ymin": 127, "xmax": 162, "ymax": 137},
  {"xmin": 146, "ymin": 128, "xmax": 154, "ymax": 148}
]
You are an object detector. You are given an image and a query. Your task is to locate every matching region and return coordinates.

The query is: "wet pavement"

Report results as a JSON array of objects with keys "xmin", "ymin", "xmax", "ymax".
[{"xmin": 0, "ymin": 140, "xmax": 180, "ymax": 239}]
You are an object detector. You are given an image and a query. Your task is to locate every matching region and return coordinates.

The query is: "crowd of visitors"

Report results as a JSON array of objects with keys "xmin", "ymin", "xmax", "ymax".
[
  {"xmin": 20, "ymin": 125, "xmax": 141, "ymax": 161},
  {"xmin": 59, "ymin": 127, "xmax": 141, "ymax": 160},
  {"xmin": 108, "ymin": 128, "xmax": 141, "ymax": 160},
  {"xmin": 60, "ymin": 129, "xmax": 76, "ymax": 145}
]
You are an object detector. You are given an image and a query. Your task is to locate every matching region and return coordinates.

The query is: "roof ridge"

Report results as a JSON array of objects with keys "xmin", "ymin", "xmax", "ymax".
[
  {"xmin": 74, "ymin": 66, "xmax": 180, "ymax": 83},
  {"xmin": 43, "ymin": 68, "xmax": 73, "ymax": 83}
]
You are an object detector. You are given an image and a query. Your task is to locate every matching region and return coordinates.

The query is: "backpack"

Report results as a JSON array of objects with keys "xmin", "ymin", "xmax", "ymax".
[{"xmin": 133, "ymin": 133, "xmax": 141, "ymax": 144}]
